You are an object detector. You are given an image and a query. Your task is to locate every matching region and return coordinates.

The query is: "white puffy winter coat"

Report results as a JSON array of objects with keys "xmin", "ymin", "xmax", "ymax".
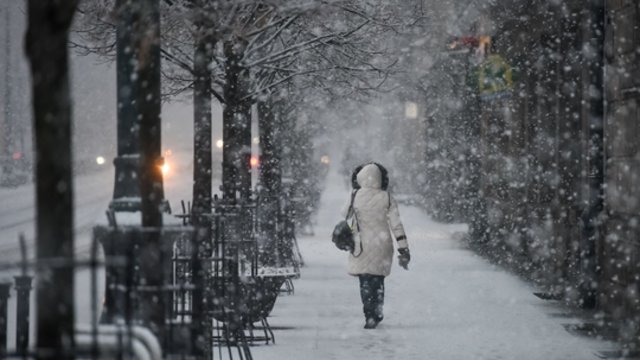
[{"xmin": 342, "ymin": 164, "xmax": 408, "ymax": 277}]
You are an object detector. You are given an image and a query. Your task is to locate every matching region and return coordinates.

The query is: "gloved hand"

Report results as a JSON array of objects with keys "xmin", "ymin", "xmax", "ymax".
[{"xmin": 398, "ymin": 248, "xmax": 410, "ymax": 270}]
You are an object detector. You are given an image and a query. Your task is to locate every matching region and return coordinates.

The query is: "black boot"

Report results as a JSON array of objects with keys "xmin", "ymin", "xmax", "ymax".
[
  {"xmin": 364, "ymin": 317, "xmax": 379, "ymax": 329},
  {"xmin": 359, "ymin": 275, "xmax": 385, "ymax": 329}
]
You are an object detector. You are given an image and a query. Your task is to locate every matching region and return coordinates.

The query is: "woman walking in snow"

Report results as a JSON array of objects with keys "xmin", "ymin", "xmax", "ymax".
[{"xmin": 343, "ymin": 163, "xmax": 410, "ymax": 329}]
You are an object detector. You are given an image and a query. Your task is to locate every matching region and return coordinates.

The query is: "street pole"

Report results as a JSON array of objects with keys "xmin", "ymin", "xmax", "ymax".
[{"xmin": 110, "ymin": 0, "xmax": 141, "ymax": 212}]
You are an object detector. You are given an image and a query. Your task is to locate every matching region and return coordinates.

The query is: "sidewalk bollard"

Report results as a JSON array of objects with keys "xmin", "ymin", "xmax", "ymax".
[
  {"xmin": 0, "ymin": 282, "xmax": 11, "ymax": 354},
  {"xmin": 14, "ymin": 275, "xmax": 32, "ymax": 355}
]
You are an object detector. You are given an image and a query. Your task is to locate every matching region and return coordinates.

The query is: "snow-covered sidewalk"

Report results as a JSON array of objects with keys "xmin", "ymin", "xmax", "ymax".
[{"xmin": 253, "ymin": 173, "xmax": 605, "ymax": 360}]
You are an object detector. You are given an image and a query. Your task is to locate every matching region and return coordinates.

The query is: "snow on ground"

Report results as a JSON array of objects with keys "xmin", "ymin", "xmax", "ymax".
[
  {"xmin": 0, "ymin": 167, "xmax": 115, "ymax": 352},
  {"xmin": 0, "ymin": 155, "xmax": 611, "ymax": 358},
  {"xmin": 253, "ymin": 169, "xmax": 607, "ymax": 360}
]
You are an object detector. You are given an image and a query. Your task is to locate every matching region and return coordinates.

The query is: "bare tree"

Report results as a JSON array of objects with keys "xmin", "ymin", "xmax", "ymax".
[{"xmin": 72, "ymin": 0, "xmax": 416, "ymax": 209}]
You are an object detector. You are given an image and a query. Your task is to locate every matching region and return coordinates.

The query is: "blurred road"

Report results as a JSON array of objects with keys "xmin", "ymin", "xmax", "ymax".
[{"xmin": 0, "ymin": 149, "xmax": 196, "ymax": 352}]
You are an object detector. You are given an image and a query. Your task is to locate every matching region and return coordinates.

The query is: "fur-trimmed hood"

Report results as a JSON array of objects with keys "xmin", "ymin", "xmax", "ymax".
[{"xmin": 356, "ymin": 163, "xmax": 382, "ymax": 190}]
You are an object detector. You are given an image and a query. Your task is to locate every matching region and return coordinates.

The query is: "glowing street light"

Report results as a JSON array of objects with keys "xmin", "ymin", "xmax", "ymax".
[
  {"xmin": 250, "ymin": 155, "xmax": 259, "ymax": 168},
  {"xmin": 215, "ymin": 139, "xmax": 223, "ymax": 149},
  {"xmin": 405, "ymin": 101, "xmax": 418, "ymax": 119},
  {"xmin": 96, "ymin": 156, "xmax": 106, "ymax": 165},
  {"xmin": 160, "ymin": 162, "xmax": 170, "ymax": 176}
]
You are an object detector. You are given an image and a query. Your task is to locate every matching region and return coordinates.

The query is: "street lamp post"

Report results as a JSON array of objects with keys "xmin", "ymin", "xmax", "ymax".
[{"xmin": 110, "ymin": 0, "xmax": 141, "ymax": 212}]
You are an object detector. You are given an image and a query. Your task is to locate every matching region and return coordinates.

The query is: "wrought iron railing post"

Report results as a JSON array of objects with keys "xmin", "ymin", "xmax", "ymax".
[
  {"xmin": 14, "ymin": 275, "xmax": 32, "ymax": 355},
  {"xmin": 0, "ymin": 282, "xmax": 10, "ymax": 354}
]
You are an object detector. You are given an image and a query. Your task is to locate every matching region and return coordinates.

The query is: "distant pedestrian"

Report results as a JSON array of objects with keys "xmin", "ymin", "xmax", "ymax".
[{"xmin": 342, "ymin": 163, "xmax": 410, "ymax": 329}]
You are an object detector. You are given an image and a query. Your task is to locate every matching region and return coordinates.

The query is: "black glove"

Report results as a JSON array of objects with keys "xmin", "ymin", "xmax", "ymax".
[{"xmin": 398, "ymin": 248, "xmax": 410, "ymax": 270}]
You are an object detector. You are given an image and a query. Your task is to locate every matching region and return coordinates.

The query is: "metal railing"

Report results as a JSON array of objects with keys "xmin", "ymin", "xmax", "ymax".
[{"xmin": 0, "ymin": 191, "xmax": 304, "ymax": 359}]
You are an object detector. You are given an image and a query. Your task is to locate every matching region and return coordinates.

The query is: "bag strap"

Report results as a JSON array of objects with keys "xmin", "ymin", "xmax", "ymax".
[
  {"xmin": 348, "ymin": 189, "xmax": 364, "ymax": 257},
  {"xmin": 346, "ymin": 189, "xmax": 358, "ymax": 220},
  {"xmin": 352, "ymin": 239, "xmax": 364, "ymax": 257}
]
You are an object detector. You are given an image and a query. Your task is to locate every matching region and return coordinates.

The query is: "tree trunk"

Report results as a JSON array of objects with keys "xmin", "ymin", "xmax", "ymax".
[
  {"xmin": 580, "ymin": 0, "xmax": 604, "ymax": 309},
  {"xmin": 192, "ymin": 34, "xmax": 214, "ymax": 218},
  {"xmin": 258, "ymin": 100, "xmax": 282, "ymax": 200},
  {"xmin": 131, "ymin": 0, "xmax": 166, "ymax": 343},
  {"xmin": 222, "ymin": 41, "xmax": 251, "ymax": 201},
  {"xmin": 191, "ymin": 29, "xmax": 214, "ymax": 357},
  {"xmin": 25, "ymin": 1, "xmax": 78, "ymax": 357},
  {"xmin": 257, "ymin": 100, "xmax": 282, "ymax": 266},
  {"xmin": 134, "ymin": 0, "xmax": 164, "ymax": 228}
]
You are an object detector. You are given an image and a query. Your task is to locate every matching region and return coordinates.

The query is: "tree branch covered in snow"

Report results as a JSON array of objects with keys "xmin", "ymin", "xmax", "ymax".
[{"xmin": 72, "ymin": 0, "xmax": 423, "ymax": 104}]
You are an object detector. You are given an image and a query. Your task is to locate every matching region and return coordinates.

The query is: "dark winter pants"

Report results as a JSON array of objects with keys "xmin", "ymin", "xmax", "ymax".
[{"xmin": 358, "ymin": 274, "xmax": 385, "ymax": 321}]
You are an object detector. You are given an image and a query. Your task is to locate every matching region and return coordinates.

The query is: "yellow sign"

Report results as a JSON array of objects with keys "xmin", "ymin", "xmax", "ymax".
[{"xmin": 478, "ymin": 54, "xmax": 513, "ymax": 99}]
